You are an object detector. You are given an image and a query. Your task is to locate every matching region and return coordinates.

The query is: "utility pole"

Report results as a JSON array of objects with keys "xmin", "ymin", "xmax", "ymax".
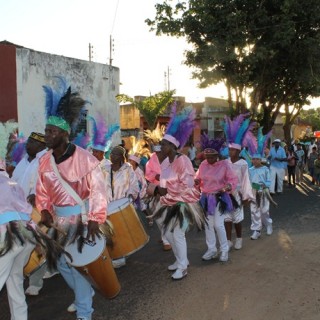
[
  {"xmin": 109, "ymin": 35, "xmax": 114, "ymax": 66},
  {"xmin": 164, "ymin": 71, "xmax": 167, "ymax": 90},
  {"xmin": 167, "ymin": 66, "xmax": 171, "ymax": 91},
  {"xmin": 89, "ymin": 43, "xmax": 94, "ymax": 61}
]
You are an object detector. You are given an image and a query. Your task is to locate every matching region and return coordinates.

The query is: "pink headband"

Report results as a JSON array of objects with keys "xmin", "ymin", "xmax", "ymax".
[
  {"xmin": 163, "ymin": 134, "xmax": 180, "ymax": 148},
  {"xmin": 228, "ymin": 143, "xmax": 241, "ymax": 150},
  {"xmin": 129, "ymin": 154, "xmax": 141, "ymax": 164}
]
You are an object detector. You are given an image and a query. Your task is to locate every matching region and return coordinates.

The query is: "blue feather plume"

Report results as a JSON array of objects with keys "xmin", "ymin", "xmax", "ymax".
[
  {"xmin": 223, "ymin": 113, "xmax": 252, "ymax": 146},
  {"xmin": 72, "ymin": 130, "xmax": 90, "ymax": 149},
  {"xmin": 165, "ymin": 103, "xmax": 196, "ymax": 149}
]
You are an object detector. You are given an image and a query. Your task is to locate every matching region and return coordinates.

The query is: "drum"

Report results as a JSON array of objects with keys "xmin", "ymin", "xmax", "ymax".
[
  {"xmin": 23, "ymin": 208, "xmax": 47, "ymax": 277},
  {"xmin": 23, "ymin": 247, "xmax": 46, "ymax": 277},
  {"xmin": 107, "ymin": 198, "xmax": 149, "ymax": 259},
  {"xmin": 64, "ymin": 236, "xmax": 121, "ymax": 299}
]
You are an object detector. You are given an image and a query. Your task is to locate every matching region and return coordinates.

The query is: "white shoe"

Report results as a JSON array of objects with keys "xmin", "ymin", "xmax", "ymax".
[
  {"xmin": 25, "ymin": 285, "xmax": 40, "ymax": 296},
  {"xmin": 171, "ymin": 268, "xmax": 187, "ymax": 280},
  {"xmin": 266, "ymin": 224, "xmax": 273, "ymax": 235},
  {"xmin": 234, "ymin": 238, "xmax": 243, "ymax": 250},
  {"xmin": 202, "ymin": 249, "xmax": 218, "ymax": 261},
  {"xmin": 251, "ymin": 230, "xmax": 261, "ymax": 240},
  {"xmin": 43, "ymin": 270, "xmax": 59, "ymax": 279},
  {"xmin": 112, "ymin": 257, "xmax": 126, "ymax": 269},
  {"xmin": 168, "ymin": 261, "xmax": 179, "ymax": 271},
  {"xmin": 219, "ymin": 251, "xmax": 228, "ymax": 262},
  {"xmin": 228, "ymin": 240, "xmax": 233, "ymax": 251},
  {"xmin": 68, "ymin": 289, "xmax": 95, "ymax": 313},
  {"xmin": 67, "ymin": 303, "xmax": 76, "ymax": 313}
]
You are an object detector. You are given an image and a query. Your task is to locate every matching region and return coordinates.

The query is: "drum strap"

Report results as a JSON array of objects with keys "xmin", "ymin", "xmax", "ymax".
[{"xmin": 50, "ymin": 155, "xmax": 88, "ymax": 223}]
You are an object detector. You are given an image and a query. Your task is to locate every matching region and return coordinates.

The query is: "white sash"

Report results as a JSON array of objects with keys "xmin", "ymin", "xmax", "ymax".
[{"xmin": 50, "ymin": 155, "xmax": 88, "ymax": 223}]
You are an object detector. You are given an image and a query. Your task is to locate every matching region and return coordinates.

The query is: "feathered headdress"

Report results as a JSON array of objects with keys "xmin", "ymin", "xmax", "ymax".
[
  {"xmin": 223, "ymin": 113, "xmax": 255, "ymax": 150},
  {"xmin": 144, "ymin": 122, "xmax": 165, "ymax": 150},
  {"xmin": 163, "ymin": 103, "xmax": 196, "ymax": 148},
  {"xmin": 6, "ymin": 133, "xmax": 26, "ymax": 167},
  {"xmin": 243, "ymin": 127, "xmax": 272, "ymax": 159},
  {"xmin": 128, "ymin": 136, "xmax": 151, "ymax": 164},
  {"xmin": 72, "ymin": 130, "xmax": 91, "ymax": 150},
  {"xmin": 200, "ymin": 133, "xmax": 225, "ymax": 153},
  {"xmin": 43, "ymin": 76, "xmax": 87, "ymax": 134},
  {"xmin": 89, "ymin": 113, "xmax": 120, "ymax": 152}
]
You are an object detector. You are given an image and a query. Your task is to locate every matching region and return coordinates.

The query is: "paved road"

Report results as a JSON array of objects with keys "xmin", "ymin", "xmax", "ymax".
[{"xmin": 1, "ymin": 176, "xmax": 320, "ymax": 320}]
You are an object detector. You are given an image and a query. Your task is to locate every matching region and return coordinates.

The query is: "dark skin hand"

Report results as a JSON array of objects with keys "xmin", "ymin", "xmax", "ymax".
[
  {"xmin": 41, "ymin": 210, "xmax": 101, "ymax": 241},
  {"xmin": 27, "ymin": 194, "xmax": 36, "ymax": 207},
  {"xmin": 40, "ymin": 210, "xmax": 54, "ymax": 228},
  {"xmin": 157, "ymin": 187, "xmax": 168, "ymax": 196},
  {"xmin": 86, "ymin": 220, "xmax": 101, "ymax": 242}
]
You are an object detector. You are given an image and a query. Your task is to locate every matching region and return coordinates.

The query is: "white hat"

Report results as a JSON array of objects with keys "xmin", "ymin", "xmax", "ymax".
[{"xmin": 273, "ymin": 139, "xmax": 281, "ymax": 143}]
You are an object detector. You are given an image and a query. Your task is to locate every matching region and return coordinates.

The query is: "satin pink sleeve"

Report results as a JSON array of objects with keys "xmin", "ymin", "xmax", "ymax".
[
  {"xmin": 87, "ymin": 165, "xmax": 107, "ymax": 223},
  {"xmin": 160, "ymin": 155, "xmax": 200, "ymax": 205},
  {"xmin": 145, "ymin": 153, "xmax": 160, "ymax": 185}
]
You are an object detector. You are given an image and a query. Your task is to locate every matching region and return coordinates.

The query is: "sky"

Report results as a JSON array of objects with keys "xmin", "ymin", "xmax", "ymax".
[{"xmin": 0, "ymin": 0, "xmax": 319, "ymax": 107}]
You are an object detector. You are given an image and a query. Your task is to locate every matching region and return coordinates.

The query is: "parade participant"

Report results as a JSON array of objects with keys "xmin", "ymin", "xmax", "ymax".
[
  {"xmin": 223, "ymin": 114, "xmax": 255, "ymax": 250},
  {"xmin": 104, "ymin": 145, "xmax": 140, "ymax": 268},
  {"xmin": 36, "ymin": 78, "xmax": 107, "ymax": 320},
  {"xmin": 151, "ymin": 105, "xmax": 206, "ymax": 280},
  {"xmin": 0, "ymin": 158, "xmax": 35, "ymax": 320},
  {"xmin": 0, "ymin": 157, "xmax": 64, "ymax": 320},
  {"xmin": 5, "ymin": 133, "xmax": 26, "ymax": 177},
  {"xmin": 195, "ymin": 147, "xmax": 238, "ymax": 263},
  {"xmin": 144, "ymin": 144, "xmax": 171, "ymax": 249},
  {"xmin": 268, "ymin": 139, "xmax": 287, "ymax": 194},
  {"xmin": 127, "ymin": 136, "xmax": 148, "ymax": 214},
  {"xmin": 11, "ymin": 132, "xmax": 52, "ymax": 296},
  {"xmin": 246, "ymin": 128, "xmax": 274, "ymax": 240},
  {"xmin": 249, "ymin": 155, "xmax": 273, "ymax": 239},
  {"xmin": 88, "ymin": 113, "xmax": 120, "ymax": 170}
]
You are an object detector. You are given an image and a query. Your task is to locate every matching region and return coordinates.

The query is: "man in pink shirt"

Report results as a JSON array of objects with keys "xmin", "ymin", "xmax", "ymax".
[
  {"xmin": 37, "ymin": 81, "xmax": 107, "ymax": 320},
  {"xmin": 195, "ymin": 148, "xmax": 238, "ymax": 262},
  {"xmin": 145, "ymin": 145, "xmax": 171, "ymax": 251}
]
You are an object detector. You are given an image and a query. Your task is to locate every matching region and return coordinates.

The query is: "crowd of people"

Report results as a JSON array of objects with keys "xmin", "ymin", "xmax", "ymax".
[{"xmin": 0, "ymin": 78, "xmax": 318, "ymax": 320}]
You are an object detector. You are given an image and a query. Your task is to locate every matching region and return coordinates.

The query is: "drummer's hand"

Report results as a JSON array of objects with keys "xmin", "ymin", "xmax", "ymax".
[
  {"xmin": 40, "ymin": 210, "xmax": 53, "ymax": 228},
  {"xmin": 27, "ymin": 194, "xmax": 36, "ymax": 207},
  {"xmin": 157, "ymin": 187, "xmax": 167, "ymax": 196},
  {"xmin": 87, "ymin": 221, "xmax": 100, "ymax": 242}
]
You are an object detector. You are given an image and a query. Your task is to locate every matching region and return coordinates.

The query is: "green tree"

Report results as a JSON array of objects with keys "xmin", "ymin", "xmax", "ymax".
[
  {"xmin": 300, "ymin": 108, "xmax": 320, "ymax": 131},
  {"xmin": 146, "ymin": 0, "xmax": 320, "ymax": 133},
  {"xmin": 116, "ymin": 90, "xmax": 175, "ymax": 130}
]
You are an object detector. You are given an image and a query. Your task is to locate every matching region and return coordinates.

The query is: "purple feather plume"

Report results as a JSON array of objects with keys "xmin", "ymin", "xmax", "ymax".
[
  {"xmin": 165, "ymin": 104, "xmax": 197, "ymax": 149},
  {"xmin": 200, "ymin": 133, "xmax": 225, "ymax": 152},
  {"xmin": 9, "ymin": 134, "xmax": 26, "ymax": 166},
  {"xmin": 90, "ymin": 113, "xmax": 108, "ymax": 147},
  {"xmin": 72, "ymin": 130, "xmax": 90, "ymax": 149}
]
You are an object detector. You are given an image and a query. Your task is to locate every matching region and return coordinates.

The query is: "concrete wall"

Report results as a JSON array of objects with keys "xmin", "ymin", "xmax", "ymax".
[{"xmin": 15, "ymin": 48, "xmax": 120, "ymax": 142}]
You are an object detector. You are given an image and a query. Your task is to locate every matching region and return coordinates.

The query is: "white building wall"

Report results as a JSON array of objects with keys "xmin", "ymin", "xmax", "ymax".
[{"xmin": 15, "ymin": 48, "xmax": 120, "ymax": 143}]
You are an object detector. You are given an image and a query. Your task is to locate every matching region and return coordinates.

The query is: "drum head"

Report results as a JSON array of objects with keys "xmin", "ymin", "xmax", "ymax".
[
  {"xmin": 64, "ymin": 236, "xmax": 106, "ymax": 267},
  {"xmin": 108, "ymin": 198, "xmax": 130, "ymax": 215}
]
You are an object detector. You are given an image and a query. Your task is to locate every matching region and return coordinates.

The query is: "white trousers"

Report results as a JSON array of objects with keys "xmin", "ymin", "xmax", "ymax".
[
  {"xmin": 204, "ymin": 207, "xmax": 229, "ymax": 254},
  {"xmin": 0, "ymin": 241, "xmax": 34, "ymax": 320},
  {"xmin": 270, "ymin": 166, "xmax": 285, "ymax": 193},
  {"xmin": 250, "ymin": 194, "xmax": 272, "ymax": 231},
  {"xmin": 164, "ymin": 218, "xmax": 189, "ymax": 270},
  {"xmin": 155, "ymin": 215, "xmax": 170, "ymax": 246}
]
